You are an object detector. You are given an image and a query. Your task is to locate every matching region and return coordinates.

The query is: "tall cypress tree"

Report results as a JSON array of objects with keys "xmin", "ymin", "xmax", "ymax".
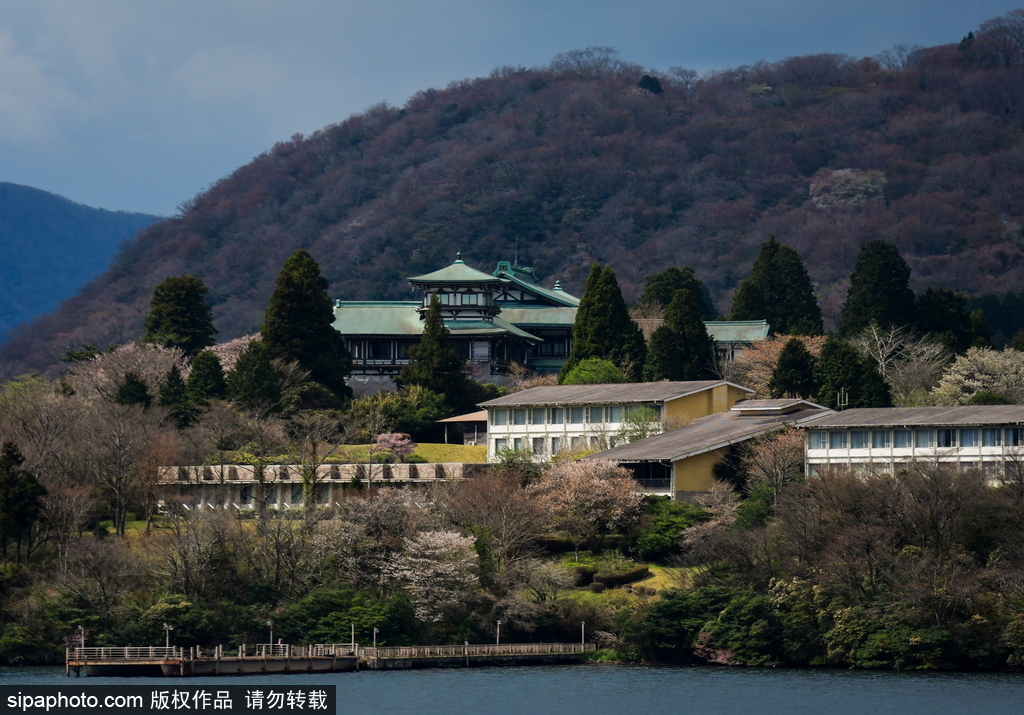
[
  {"xmin": 813, "ymin": 337, "xmax": 892, "ymax": 409},
  {"xmin": 644, "ymin": 289, "xmax": 715, "ymax": 381},
  {"xmin": 186, "ymin": 350, "xmax": 228, "ymax": 405},
  {"xmin": 767, "ymin": 338, "xmax": 816, "ymax": 399},
  {"xmin": 642, "ymin": 325, "xmax": 682, "ymax": 382},
  {"xmin": 115, "ymin": 372, "xmax": 152, "ymax": 408},
  {"xmin": 838, "ymin": 239, "xmax": 916, "ymax": 337},
  {"xmin": 396, "ymin": 295, "xmax": 471, "ymax": 411},
  {"xmin": 0, "ymin": 442, "xmax": 46, "ymax": 563},
  {"xmin": 158, "ymin": 364, "xmax": 193, "ymax": 429},
  {"xmin": 561, "ymin": 264, "xmax": 646, "ymax": 381},
  {"xmin": 143, "ymin": 275, "xmax": 217, "ymax": 358},
  {"xmin": 228, "ymin": 340, "xmax": 281, "ymax": 412},
  {"xmin": 728, "ymin": 235, "xmax": 823, "ymax": 335},
  {"xmin": 261, "ymin": 249, "xmax": 353, "ymax": 399},
  {"xmin": 638, "ymin": 266, "xmax": 716, "ymax": 319}
]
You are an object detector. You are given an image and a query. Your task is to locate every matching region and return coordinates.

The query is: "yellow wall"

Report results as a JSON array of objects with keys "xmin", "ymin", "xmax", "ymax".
[
  {"xmin": 664, "ymin": 383, "xmax": 748, "ymax": 424},
  {"xmin": 673, "ymin": 449, "xmax": 728, "ymax": 492}
]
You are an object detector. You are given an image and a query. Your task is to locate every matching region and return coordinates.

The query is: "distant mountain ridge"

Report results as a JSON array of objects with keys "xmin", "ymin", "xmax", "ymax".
[
  {"xmin": 5, "ymin": 14, "xmax": 1024, "ymax": 377},
  {"xmin": 0, "ymin": 183, "xmax": 157, "ymax": 341}
]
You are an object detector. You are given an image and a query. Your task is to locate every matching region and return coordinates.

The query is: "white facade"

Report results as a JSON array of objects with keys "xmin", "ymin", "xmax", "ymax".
[{"xmin": 486, "ymin": 403, "xmax": 662, "ymax": 459}]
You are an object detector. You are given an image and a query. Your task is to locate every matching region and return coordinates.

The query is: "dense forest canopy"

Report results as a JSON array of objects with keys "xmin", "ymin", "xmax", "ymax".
[{"xmin": 7, "ymin": 13, "xmax": 1024, "ymax": 376}]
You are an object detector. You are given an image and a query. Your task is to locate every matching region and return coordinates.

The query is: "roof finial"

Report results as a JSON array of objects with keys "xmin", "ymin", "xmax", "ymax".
[
  {"xmin": 455, "ymin": 251, "xmax": 463, "ymax": 264},
  {"xmin": 554, "ymin": 278, "xmax": 563, "ymax": 291}
]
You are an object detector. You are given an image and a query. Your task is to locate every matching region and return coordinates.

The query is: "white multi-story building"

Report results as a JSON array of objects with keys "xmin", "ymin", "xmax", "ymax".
[
  {"xmin": 480, "ymin": 381, "xmax": 753, "ymax": 461},
  {"xmin": 800, "ymin": 406, "xmax": 1024, "ymax": 478}
]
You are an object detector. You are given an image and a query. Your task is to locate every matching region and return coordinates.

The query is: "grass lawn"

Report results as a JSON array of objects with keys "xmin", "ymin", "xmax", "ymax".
[{"xmin": 326, "ymin": 443, "xmax": 486, "ymax": 464}]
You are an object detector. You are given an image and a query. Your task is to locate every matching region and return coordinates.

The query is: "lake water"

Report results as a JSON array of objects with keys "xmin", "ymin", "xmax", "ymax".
[{"xmin": 1, "ymin": 664, "xmax": 1022, "ymax": 714}]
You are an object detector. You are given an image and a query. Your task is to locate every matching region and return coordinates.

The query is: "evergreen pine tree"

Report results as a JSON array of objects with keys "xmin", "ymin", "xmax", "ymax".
[
  {"xmin": 158, "ymin": 364, "xmax": 193, "ymax": 428},
  {"xmin": 228, "ymin": 340, "xmax": 281, "ymax": 412},
  {"xmin": 838, "ymin": 239, "xmax": 915, "ymax": 337},
  {"xmin": 638, "ymin": 266, "xmax": 716, "ymax": 319},
  {"xmin": 767, "ymin": 338, "xmax": 816, "ymax": 398},
  {"xmin": 0, "ymin": 442, "xmax": 46, "ymax": 562},
  {"xmin": 143, "ymin": 275, "xmax": 217, "ymax": 358},
  {"xmin": 561, "ymin": 264, "xmax": 646, "ymax": 381},
  {"xmin": 813, "ymin": 337, "xmax": 892, "ymax": 409},
  {"xmin": 185, "ymin": 350, "xmax": 228, "ymax": 405},
  {"xmin": 916, "ymin": 287, "xmax": 974, "ymax": 354},
  {"xmin": 728, "ymin": 235, "xmax": 823, "ymax": 335},
  {"xmin": 261, "ymin": 249, "xmax": 353, "ymax": 399},
  {"xmin": 396, "ymin": 295, "xmax": 471, "ymax": 410},
  {"xmin": 114, "ymin": 372, "xmax": 152, "ymax": 408},
  {"xmin": 642, "ymin": 325, "xmax": 682, "ymax": 381}
]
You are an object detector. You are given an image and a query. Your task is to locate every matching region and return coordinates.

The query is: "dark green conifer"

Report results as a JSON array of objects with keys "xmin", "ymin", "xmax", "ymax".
[
  {"xmin": 767, "ymin": 338, "xmax": 816, "ymax": 399},
  {"xmin": 642, "ymin": 325, "xmax": 682, "ymax": 382},
  {"xmin": 638, "ymin": 266, "xmax": 716, "ymax": 319},
  {"xmin": 396, "ymin": 295, "xmax": 471, "ymax": 411},
  {"xmin": 114, "ymin": 372, "xmax": 152, "ymax": 408},
  {"xmin": 915, "ymin": 287, "xmax": 974, "ymax": 354},
  {"xmin": 561, "ymin": 264, "xmax": 646, "ymax": 381},
  {"xmin": 261, "ymin": 249, "xmax": 353, "ymax": 400},
  {"xmin": 143, "ymin": 276, "xmax": 217, "ymax": 358},
  {"xmin": 228, "ymin": 340, "xmax": 281, "ymax": 412},
  {"xmin": 837, "ymin": 240, "xmax": 915, "ymax": 337},
  {"xmin": 643, "ymin": 289, "xmax": 715, "ymax": 381},
  {"xmin": 728, "ymin": 236, "xmax": 823, "ymax": 335},
  {"xmin": 186, "ymin": 350, "xmax": 227, "ymax": 405},
  {"xmin": 813, "ymin": 337, "xmax": 892, "ymax": 409},
  {"xmin": 158, "ymin": 364, "xmax": 193, "ymax": 428},
  {"xmin": 0, "ymin": 442, "xmax": 46, "ymax": 562}
]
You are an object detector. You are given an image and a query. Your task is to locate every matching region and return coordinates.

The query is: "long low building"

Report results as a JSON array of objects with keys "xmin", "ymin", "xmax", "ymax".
[
  {"xmin": 590, "ymin": 399, "xmax": 829, "ymax": 500},
  {"xmin": 798, "ymin": 405, "xmax": 1024, "ymax": 478}
]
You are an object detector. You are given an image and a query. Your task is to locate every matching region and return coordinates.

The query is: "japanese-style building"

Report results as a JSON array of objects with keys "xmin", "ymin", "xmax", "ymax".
[{"xmin": 333, "ymin": 257, "xmax": 580, "ymax": 395}]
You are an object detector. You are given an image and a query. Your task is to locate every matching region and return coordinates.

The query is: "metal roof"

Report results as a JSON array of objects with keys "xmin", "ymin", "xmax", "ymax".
[
  {"xmin": 449, "ymin": 316, "xmax": 542, "ymax": 343},
  {"xmin": 408, "ymin": 259, "xmax": 501, "ymax": 285},
  {"xmin": 498, "ymin": 306, "xmax": 578, "ymax": 328},
  {"xmin": 591, "ymin": 407, "xmax": 831, "ymax": 463},
  {"xmin": 799, "ymin": 406, "xmax": 1024, "ymax": 428},
  {"xmin": 332, "ymin": 302, "xmax": 423, "ymax": 336},
  {"xmin": 437, "ymin": 410, "xmax": 488, "ymax": 423},
  {"xmin": 704, "ymin": 320, "xmax": 770, "ymax": 343},
  {"xmin": 479, "ymin": 380, "xmax": 753, "ymax": 408}
]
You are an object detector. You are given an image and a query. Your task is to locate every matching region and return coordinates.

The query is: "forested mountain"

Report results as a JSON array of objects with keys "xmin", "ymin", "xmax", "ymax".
[
  {"xmin": 0, "ymin": 183, "xmax": 156, "ymax": 341},
  {"xmin": 7, "ymin": 13, "xmax": 1024, "ymax": 377}
]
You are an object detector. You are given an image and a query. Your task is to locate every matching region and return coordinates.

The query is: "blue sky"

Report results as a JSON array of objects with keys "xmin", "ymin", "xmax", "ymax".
[{"xmin": 0, "ymin": 1, "xmax": 1020, "ymax": 216}]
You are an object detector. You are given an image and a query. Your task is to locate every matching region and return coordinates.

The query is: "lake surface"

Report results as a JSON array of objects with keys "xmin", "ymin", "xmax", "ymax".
[{"xmin": 1, "ymin": 663, "xmax": 1022, "ymax": 714}]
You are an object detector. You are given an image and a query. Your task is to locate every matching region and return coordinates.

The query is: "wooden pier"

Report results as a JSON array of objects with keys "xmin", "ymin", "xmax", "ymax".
[{"xmin": 67, "ymin": 642, "xmax": 595, "ymax": 677}]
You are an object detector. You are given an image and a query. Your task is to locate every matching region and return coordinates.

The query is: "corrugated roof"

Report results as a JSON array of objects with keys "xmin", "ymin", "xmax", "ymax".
[
  {"xmin": 498, "ymin": 306, "xmax": 578, "ymax": 327},
  {"xmin": 332, "ymin": 302, "xmax": 423, "ymax": 336},
  {"xmin": 799, "ymin": 406, "xmax": 1024, "ymax": 428},
  {"xmin": 408, "ymin": 259, "xmax": 501, "ymax": 284},
  {"xmin": 705, "ymin": 320, "xmax": 770, "ymax": 342},
  {"xmin": 449, "ymin": 316, "xmax": 542, "ymax": 343},
  {"xmin": 591, "ymin": 407, "xmax": 831, "ymax": 463},
  {"xmin": 480, "ymin": 380, "xmax": 753, "ymax": 407},
  {"xmin": 731, "ymin": 398, "xmax": 827, "ymax": 413}
]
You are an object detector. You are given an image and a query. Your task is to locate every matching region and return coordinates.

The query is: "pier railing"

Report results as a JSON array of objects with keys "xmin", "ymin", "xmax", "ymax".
[
  {"xmin": 360, "ymin": 643, "xmax": 596, "ymax": 659},
  {"xmin": 68, "ymin": 647, "xmax": 181, "ymax": 661}
]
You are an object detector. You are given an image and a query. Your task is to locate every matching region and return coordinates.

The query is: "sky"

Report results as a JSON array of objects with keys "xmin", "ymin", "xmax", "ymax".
[{"xmin": 0, "ymin": 1, "xmax": 1021, "ymax": 216}]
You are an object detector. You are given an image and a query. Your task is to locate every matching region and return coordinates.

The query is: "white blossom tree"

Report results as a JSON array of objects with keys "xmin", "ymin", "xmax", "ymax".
[
  {"xmin": 389, "ymin": 530, "xmax": 478, "ymax": 623},
  {"xmin": 932, "ymin": 347, "xmax": 1024, "ymax": 404}
]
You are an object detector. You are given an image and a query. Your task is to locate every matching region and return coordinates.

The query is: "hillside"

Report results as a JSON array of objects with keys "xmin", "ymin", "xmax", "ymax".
[
  {"xmin": 6, "ymin": 15, "xmax": 1024, "ymax": 376},
  {"xmin": 0, "ymin": 183, "xmax": 157, "ymax": 341}
]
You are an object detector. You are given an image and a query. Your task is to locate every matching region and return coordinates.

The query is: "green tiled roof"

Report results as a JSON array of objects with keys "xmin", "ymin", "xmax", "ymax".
[
  {"xmin": 448, "ymin": 316, "xmax": 542, "ymax": 343},
  {"xmin": 493, "ymin": 262, "xmax": 580, "ymax": 307},
  {"xmin": 498, "ymin": 306, "xmax": 578, "ymax": 328},
  {"xmin": 408, "ymin": 259, "xmax": 501, "ymax": 285},
  {"xmin": 332, "ymin": 302, "xmax": 541, "ymax": 342},
  {"xmin": 705, "ymin": 320, "xmax": 770, "ymax": 343}
]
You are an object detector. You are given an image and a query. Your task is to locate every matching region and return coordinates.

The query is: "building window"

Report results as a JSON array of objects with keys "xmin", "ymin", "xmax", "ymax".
[
  {"xmin": 367, "ymin": 339, "xmax": 391, "ymax": 360},
  {"xmin": 240, "ymin": 485, "xmax": 252, "ymax": 506},
  {"xmin": 607, "ymin": 405, "xmax": 624, "ymax": 423},
  {"xmin": 513, "ymin": 437, "xmax": 523, "ymax": 451},
  {"xmin": 1007, "ymin": 428, "xmax": 1024, "ymax": 446},
  {"xmin": 461, "ymin": 293, "xmax": 478, "ymax": 305},
  {"xmin": 396, "ymin": 340, "xmax": 416, "ymax": 359},
  {"xmin": 532, "ymin": 438, "xmax": 545, "ymax": 455},
  {"xmin": 530, "ymin": 409, "xmax": 546, "ymax": 425},
  {"xmin": 937, "ymin": 429, "xmax": 957, "ymax": 448},
  {"xmin": 808, "ymin": 431, "xmax": 827, "ymax": 449},
  {"xmin": 587, "ymin": 406, "xmax": 603, "ymax": 423},
  {"xmin": 915, "ymin": 430, "xmax": 936, "ymax": 448},
  {"xmin": 872, "ymin": 430, "xmax": 891, "ymax": 448},
  {"xmin": 894, "ymin": 430, "xmax": 912, "ymax": 448},
  {"xmin": 550, "ymin": 437, "xmax": 561, "ymax": 454},
  {"xmin": 829, "ymin": 431, "xmax": 848, "ymax": 449},
  {"xmin": 960, "ymin": 429, "xmax": 979, "ymax": 448},
  {"xmin": 494, "ymin": 438, "xmax": 507, "ymax": 452},
  {"xmin": 549, "ymin": 408, "xmax": 564, "ymax": 424},
  {"xmin": 435, "ymin": 293, "xmax": 450, "ymax": 305},
  {"xmin": 850, "ymin": 431, "xmax": 869, "ymax": 449},
  {"xmin": 569, "ymin": 407, "xmax": 584, "ymax": 424},
  {"xmin": 290, "ymin": 484, "xmax": 303, "ymax": 506},
  {"xmin": 492, "ymin": 409, "xmax": 508, "ymax": 426},
  {"xmin": 983, "ymin": 428, "xmax": 1002, "ymax": 447},
  {"xmin": 571, "ymin": 436, "xmax": 583, "ymax": 448},
  {"xmin": 512, "ymin": 409, "xmax": 527, "ymax": 426}
]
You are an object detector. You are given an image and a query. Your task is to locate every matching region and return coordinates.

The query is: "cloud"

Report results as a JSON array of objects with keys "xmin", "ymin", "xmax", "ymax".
[{"xmin": 0, "ymin": 30, "xmax": 81, "ymax": 144}]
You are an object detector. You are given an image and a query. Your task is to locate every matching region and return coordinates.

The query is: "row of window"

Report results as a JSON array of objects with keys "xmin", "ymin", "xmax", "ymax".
[
  {"xmin": 490, "ymin": 404, "xmax": 661, "ymax": 427},
  {"xmin": 807, "ymin": 428, "xmax": 1024, "ymax": 450},
  {"xmin": 493, "ymin": 435, "xmax": 619, "ymax": 455},
  {"xmin": 427, "ymin": 292, "xmax": 482, "ymax": 306}
]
